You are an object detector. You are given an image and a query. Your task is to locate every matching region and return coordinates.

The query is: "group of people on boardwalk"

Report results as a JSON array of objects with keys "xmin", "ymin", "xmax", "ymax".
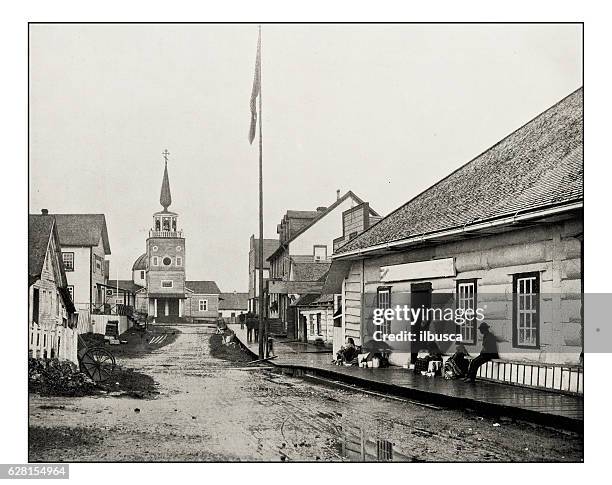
[{"xmin": 334, "ymin": 321, "xmax": 499, "ymax": 384}]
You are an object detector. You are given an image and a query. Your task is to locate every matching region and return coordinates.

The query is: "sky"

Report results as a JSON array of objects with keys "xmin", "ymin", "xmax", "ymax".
[{"xmin": 29, "ymin": 23, "xmax": 582, "ymax": 291}]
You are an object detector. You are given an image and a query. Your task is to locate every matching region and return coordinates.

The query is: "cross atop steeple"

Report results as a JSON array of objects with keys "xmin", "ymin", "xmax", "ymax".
[{"xmin": 162, "ymin": 149, "xmax": 170, "ymax": 163}]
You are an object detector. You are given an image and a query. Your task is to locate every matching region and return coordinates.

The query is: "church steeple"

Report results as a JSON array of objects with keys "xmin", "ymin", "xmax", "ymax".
[{"xmin": 160, "ymin": 149, "xmax": 172, "ymax": 211}]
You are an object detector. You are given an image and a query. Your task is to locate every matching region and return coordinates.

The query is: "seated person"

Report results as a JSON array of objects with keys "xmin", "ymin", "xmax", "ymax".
[
  {"xmin": 413, "ymin": 343, "xmax": 443, "ymax": 374},
  {"xmin": 335, "ymin": 337, "xmax": 357, "ymax": 364},
  {"xmin": 444, "ymin": 344, "xmax": 470, "ymax": 379},
  {"xmin": 464, "ymin": 322, "xmax": 499, "ymax": 383}
]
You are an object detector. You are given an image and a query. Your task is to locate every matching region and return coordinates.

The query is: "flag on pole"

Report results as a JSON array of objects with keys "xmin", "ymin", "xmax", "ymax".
[{"xmin": 249, "ymin": 29, "xmax": 261, "ymax": 144}]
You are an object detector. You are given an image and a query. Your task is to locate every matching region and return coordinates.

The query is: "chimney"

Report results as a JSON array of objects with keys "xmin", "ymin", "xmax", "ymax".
[
  {"xmin": 41, "ymin": 209, "xmax": 48, "ymax": 215},
  {"xmin": 336, "ymin": 189, "xmax": 340, "ymax": 200}
]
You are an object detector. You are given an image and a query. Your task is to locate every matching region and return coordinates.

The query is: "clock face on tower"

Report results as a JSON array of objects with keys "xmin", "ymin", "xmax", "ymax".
[{"xmin": 163, "ymin": 257, "xmax": 172, "ymax": 266}]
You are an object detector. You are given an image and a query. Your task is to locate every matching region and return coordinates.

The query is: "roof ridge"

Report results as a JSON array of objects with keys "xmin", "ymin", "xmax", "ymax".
[{"xmin": 336, "ymin": 87, "xmax": 583, "ymax": 254}]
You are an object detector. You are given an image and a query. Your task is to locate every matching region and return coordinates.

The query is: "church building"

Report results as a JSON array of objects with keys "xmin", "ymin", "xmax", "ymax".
[{"xmin": 132, "ymin": 153, "xmax": 221, "ymax": 322}]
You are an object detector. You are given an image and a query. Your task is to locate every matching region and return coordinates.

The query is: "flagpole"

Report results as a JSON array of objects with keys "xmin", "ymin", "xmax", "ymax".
[{"xmin": 257, "ymin": 25, "xmax": 265, "ymax": 359}]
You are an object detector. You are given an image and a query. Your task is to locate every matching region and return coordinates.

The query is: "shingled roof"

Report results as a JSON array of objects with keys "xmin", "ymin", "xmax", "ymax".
[
  {"xmin": 185, "ymin": 280, "xmax": 221, "ymax": 294},
  {"xmin": 29, "ymin": 215, "xmax": 71, "ymax": 305},
  {"xmin": 53, "ymin": 214, "xmax": 111, "ymax": 255},
  {"xmin": 336, "ymin": 88, "xmax": 583, "ymax": 255},
  {"xmin": 219, "ymin": 292, "xmax": 249, "ymax": 310},
  {"xmin": 251, "ymin": 237, "xmax": 280, "ymax": 269},
  {"xmin": 114, "ymin": 280, "xmax": 144, "ymax": 293},
  {"xmin": 29, "ymin": 215, "xmax": 56, "ymax": 284},
  {"xmin": 291, "ymin": 261, "xmax": 332, "ymax": 282}
]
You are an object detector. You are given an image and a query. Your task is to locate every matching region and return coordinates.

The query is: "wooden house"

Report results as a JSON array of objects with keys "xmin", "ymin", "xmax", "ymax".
[{"xmin": 325, "ymin": 88, "xmax": 583, "ymax": 393}]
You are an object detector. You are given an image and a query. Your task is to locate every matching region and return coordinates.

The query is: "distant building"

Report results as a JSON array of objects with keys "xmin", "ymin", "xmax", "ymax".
[
  {"xmin": 29, "ymin": 214, "xmax": 78, "ymax": 363},
  {"xmin": 267, "ymin": 191, "xmax": 380, "ymax": 338},
  {"xmin": 131, "ymin": 157, "xmax": 221, "ymax": 322},
  {"xmin": 49, "ymin": 212, "xmax": 111, "ymax": 316},
  {"xmin": 219, "ymin": 292, "xmax": 249, "ymax": 322},
  {"xmin": 248, "ymin": 235, "xmax": 279, "ymax": 314},
  {"xmin": 294, "ymin": 293, "xmax": 334, "ymax": 344}
]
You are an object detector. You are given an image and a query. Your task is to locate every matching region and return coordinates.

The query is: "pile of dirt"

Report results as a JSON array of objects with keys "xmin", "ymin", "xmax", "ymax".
[
  {"xmin": 209, "ymin": 332, "xmax": 253, "ymax": 363},
  {"xmin": 29, "ymin": 425, "xmax": 103, "ymax": 459},
  {"xmin": 28, "ymin": 358, "xmax": 99, "ymax": 397},
  {"xmin": 99, "ymin": 366, "xmax": 159, "ymax": 399}
]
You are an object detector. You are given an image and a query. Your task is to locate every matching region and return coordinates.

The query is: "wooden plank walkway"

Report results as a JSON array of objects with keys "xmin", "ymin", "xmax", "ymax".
[{"xmin": 227, "ymin": 324, "xmax": 583, "ymax": 431}]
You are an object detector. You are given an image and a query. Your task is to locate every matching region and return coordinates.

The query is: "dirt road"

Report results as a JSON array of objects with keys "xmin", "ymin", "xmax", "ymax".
[{"xmin": 29, "ymin": 324, "xmax": 583, "ymax": 462}]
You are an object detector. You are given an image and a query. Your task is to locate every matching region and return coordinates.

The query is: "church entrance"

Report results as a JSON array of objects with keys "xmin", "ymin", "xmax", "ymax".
[{"xmin": 161, "ymin": 298, "xmax": 179, "ymax": 317}]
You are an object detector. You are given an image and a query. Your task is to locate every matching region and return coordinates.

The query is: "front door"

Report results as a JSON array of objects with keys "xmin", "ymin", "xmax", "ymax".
[
  {"xmin": 167, "ymin": 299, "xmax": 179, "ymax": 317},
  {"xmin": 410, "ymin": 282, "xmax": 432, "ymax": 362}
]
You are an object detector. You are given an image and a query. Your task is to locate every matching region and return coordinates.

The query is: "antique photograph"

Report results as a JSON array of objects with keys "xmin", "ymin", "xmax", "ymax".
[{"xmin": 27, "ymin": 23, "xmax": 583, "ymax": 463}]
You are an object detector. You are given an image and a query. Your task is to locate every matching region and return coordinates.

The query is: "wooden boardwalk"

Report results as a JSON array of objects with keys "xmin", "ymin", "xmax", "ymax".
[{"xmin": 228, "ymin": 325, "xmax": 584, "ymax": 431}]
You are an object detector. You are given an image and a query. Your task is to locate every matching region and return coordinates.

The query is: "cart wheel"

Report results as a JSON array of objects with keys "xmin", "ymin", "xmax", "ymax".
[{"xmin": 80, "ymin": 347, "xmax": 116, "ymax": 383}]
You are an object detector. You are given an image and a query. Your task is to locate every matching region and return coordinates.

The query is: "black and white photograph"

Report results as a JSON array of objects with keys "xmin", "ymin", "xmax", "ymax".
[{"xmin": 4, "ymin": 4, "xmax": 610, "ymax": 476}]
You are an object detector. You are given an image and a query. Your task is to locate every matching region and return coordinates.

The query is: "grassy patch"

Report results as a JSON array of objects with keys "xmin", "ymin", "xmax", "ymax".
[{"xmin": 209, "ymin": 333, "xmax": 253, "ymax": 363}]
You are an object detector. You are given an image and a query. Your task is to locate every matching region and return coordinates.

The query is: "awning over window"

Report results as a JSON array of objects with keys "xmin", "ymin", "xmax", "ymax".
[{"xmin": 321, "ymin": 260, "xmax": 352, "ymax": 294}]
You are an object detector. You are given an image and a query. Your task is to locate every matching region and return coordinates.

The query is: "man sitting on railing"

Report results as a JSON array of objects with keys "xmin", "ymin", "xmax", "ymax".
[{"xmin": 464, "ymin": 322, "xmax": 499, "ymax": 383}]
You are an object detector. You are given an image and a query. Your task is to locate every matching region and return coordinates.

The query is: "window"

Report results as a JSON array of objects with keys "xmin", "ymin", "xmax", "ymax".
[
  {"xmin": 377, "ymin": 287, "xmax": 392, "ymax": 334},
  {"xmin": 152, "ymin": 245, "xmax": 158, "ymax": 252},
  {"xmin": 93, "ymin": 255, "xmax": 102, "ymax": 273},
  {"xmin": 176, "ymin": 256, "xmax": 182, "ymax": 266},
  {"xmin": 309, "ymin": 314, "xmax": 315, "ymax": 335},
  {"xmin": 56, "ymin": 292, "xmax": 60, "ymax": 316},
  {"xmin": 177, "ymin": 246, "xmax": 182, "ymax": 252},
  {"xmin": 67, "ymin": 286, "xmax": 74, "ymax": 302},
  {"xmin": 161, "ymin": 280, "xmax": 173, "ymax": 288},
  {"xmin": 456, "ymin": 280, "xmax": 477, "ymax": 344},
  {"xmin": 32, "ymin": 288, "xmax": 39, "ymax": 324},
  {"xmin": 62, "ymin": 252, "xmax": 74, "ymax": 271},
  {"xmin": 513, "ymin": 272, "xmax": 540, "ymax": 348},
  {"xmin": 152, "ymin": 256, "xmax": 159, "ymax": 266},
  {"xmin": 163, "ymin": 257, "xmax": 172, "ymax": 266},
  {"xmin": 316, "ymin": 313, "xmax": 321, "ymax": 335},
  {"xmin": 313, "ymin": 245, "xmax": 327, "ymax": 262},
  {"xmin": 140, "ymin": 270, "xmax": 145, "ymax": 279},
  {"xmin": 199, "ymin": 299, "xmax": 208, "ymax": 312}
]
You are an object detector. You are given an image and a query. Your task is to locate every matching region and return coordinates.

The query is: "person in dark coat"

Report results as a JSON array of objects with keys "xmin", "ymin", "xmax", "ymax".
[
  {"xmin": 448, "ymin": 343, "xmax": 470, "ymax": 376},
  {"xmin": 464, "ymin": 322, "xmax": 499, "ymax": 383},
  {"xmin": 335, "ymin": 337, "xmax": 357, "ymax": 364}
]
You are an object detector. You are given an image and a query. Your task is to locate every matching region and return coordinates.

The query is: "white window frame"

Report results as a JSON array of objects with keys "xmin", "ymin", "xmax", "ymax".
[
  {"xmin": 377, "ymin": 287, "xmax": 392, "ymax": 334},
  {"xmin": 313, "ymin": 245, "xmax": 327, "ymax": 262},
  {"xmin": 67, "ymin": 285, "xmax": 74, "ymax": 302},
  {"xmin": 176, "ymin": 256, "xmax": 182, "ymax": 266},
  {"xmin": 199, "ymin": 299, "xmax": 208, "ymax": 312},
  {"xmin": 62, "ymin": 252, "xmax": 74, "ymax": 271},
  {"xmin": 152, "ymin": 256, "xmax": 159, "ymax": 266},
  {"xmin": 161, "ymin": 280, "xmax": 173, "ymax": 288},
  {"xmin": 514, "ymin": 273, "xmax": 540, "ymax": 348},
  {"xmin": 456, "ymin": 280, "xmax": 477, "ymax": 344}
]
